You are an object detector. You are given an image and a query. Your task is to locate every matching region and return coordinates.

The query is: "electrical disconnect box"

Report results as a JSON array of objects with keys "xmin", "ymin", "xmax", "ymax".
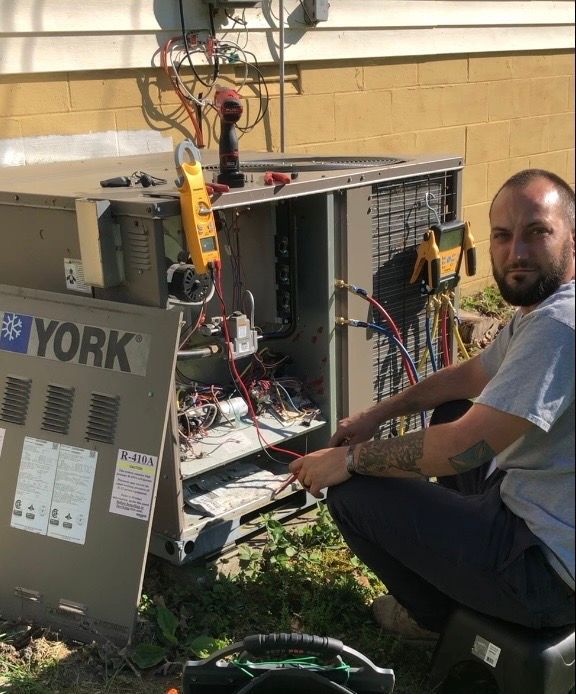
[
  {"xmin": 302, "ymin": 0, "xmax": 330, "ymax": 23},
  {"xmin": 0, "ymin": 150, "xmax": 463, "ymax": 645}
]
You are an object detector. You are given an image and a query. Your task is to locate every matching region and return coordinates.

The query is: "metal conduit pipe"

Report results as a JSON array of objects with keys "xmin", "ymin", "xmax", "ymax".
[
  {"xmin": 177, "ymin": 344, "xmax": 221, "ymax": 359},
  {"xmin": 279, "ymin": 0, "xmax": 285, "ymax": 152}
]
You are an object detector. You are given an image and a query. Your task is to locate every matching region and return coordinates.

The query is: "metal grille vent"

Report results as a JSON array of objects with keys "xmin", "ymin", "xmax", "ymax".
[
  {"xmin": 125, "ymin": 223, "xmax": 152, "ymax": 271},
  {"xmin": 86, "ymin": 393, "xmax": 120, "ymax": 444},
  {"xmin": 0, "ymin": 376, "xmax": 32, "ymax": 425},
  {"xmin": 207, "ymin": 156, "xmax": 405, "ymax": 173},
  {"xmin": 42, "ymin": 384, "xmax": 75, "ymax": 435},
  {"xmin": 370, "ymin": 170, "xmax": 458, "ymax": 436}
]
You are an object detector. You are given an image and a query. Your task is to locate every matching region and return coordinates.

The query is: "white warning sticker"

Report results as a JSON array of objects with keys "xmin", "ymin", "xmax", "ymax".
[
  {"xmin": 109, "ymin": 448, "xmax": 158, "ymax": 521},
  {"xmin": 472, "ymin": 635, "xmax": 502, "ymax": 668},
  {"xmin": 47, "ymin": 446, "xmax": 97, "ymax": 545},
  {"xmin": 64, "ymin": 258, "xmax": 91, "ymax": 294},
  {"xmin": 11, "ymin": 438, "xmax": 98, "ymax": 544},
  {"xmin": 11, "ymin": 437, "xmax": 59, "ymax": 535}
]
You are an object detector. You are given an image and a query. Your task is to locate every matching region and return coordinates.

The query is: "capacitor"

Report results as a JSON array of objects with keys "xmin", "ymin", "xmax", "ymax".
[{"xmin": 216, "ymin": 397, "xmax": 249, "ymax": 423}]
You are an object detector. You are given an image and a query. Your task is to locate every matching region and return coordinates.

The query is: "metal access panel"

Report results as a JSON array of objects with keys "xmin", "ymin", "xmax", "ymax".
[{"xmin": 0, "ymin": 285, "xmax": 181, "ymax": 645}]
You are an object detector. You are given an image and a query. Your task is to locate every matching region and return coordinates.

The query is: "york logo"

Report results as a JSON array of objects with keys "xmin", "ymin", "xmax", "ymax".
[
  {"xmin": 0, "ymin": 312, "xmax": 150, "ymax": 375},
  {"xmin": 36, "ymin": 320, "xmax": 136, "ymax": 371}
]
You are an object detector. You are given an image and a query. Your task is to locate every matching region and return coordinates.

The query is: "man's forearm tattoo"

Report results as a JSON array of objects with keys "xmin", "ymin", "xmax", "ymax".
[
  {"xmin": 353, "ymin": 432, "xmax": 495, "ymax": 478},
  {"xmin": 449, "ymin": 440, "xmax": 495, "ymax": 474},
  {"xmin": 356, "ymin": 431, "xmax": 427, "ymax": 477}
]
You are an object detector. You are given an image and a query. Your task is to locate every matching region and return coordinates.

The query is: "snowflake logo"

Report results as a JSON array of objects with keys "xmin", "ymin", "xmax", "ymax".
[{"xmin": 1, "ymin": 314, "xmax": 23, "ymax": 341}]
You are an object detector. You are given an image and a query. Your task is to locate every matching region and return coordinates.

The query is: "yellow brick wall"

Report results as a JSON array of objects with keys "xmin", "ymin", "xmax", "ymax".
[{"xmin": 0, "ymin": 50, "xmax": 573, "ymax": 292}]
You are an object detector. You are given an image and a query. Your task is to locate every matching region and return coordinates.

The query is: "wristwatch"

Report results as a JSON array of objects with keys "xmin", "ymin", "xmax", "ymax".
[{"xmin": 345, "ymin": 444, "xmax": 357, "ymax": 475}]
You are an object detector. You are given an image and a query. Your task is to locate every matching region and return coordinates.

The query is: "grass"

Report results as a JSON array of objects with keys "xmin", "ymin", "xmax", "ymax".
[{"xmin": 460, "ymin": 285, "xmax": 515, "ymax": 322}]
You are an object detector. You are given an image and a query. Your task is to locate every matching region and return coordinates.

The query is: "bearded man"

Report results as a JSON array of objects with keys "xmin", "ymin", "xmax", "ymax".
[{"xmin": 289, "ymin": 169, "xmax": 575, "ymax": 639}]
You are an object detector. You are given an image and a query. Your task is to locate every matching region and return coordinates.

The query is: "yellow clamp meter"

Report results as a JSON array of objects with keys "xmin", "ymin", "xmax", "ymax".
[
  {"xmin": 175, "ymin": 141, "xmax": 221, "ymax": 275},
  {"xmin": 410, "ymin": 220, "xmax": 476, "ymax": 294}
]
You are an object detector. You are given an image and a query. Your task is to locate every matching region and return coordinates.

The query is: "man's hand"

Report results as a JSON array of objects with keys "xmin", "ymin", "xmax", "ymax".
[
  {"xmin": 328, "ymin": 409, "xmax": 381, "ymax": 447},
  {"xmin": 288, "ymin": 447, "xmax": 351, "ymax": 497}
]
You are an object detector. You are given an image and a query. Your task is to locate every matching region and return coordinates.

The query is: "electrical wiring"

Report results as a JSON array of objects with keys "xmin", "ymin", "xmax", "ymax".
[
  {"xmin": 233, "ymin": 56, "xmax": 270, "ymax": 132},
  {"xmin": 218, "ymin": 213, "xmax": 244, "ymax": 310},
  {"xmin": 271, "ymin": 381, "xmax": 318, "ymax": 427},
  {"xmin": 178, "ymin": 300, "xmax": 208, "ymax": 349},
  {"xmin": 179, "ymin": 0, "xmax": 219, "ymax": 88},
  {"xmin": 212, "ymin": 262, "xmax": 302, "ymax": 464},
  {"xmin": 161, "ymin": 32, "xmax": 269, "ymax": 147},
  {"xmin": 239, "ymin": 348, "xmax": 290, "ymax": 386},
  {"xmin": 224, "ymin": 8, "xmax": 248, "ymax": 27},
  {"xmin": 177, "ymin": 383, "xmax": 240, "ymax": 452},
  {"xmin": 161, "ymin": 36, "xmax": 205, "ymax": 146}
]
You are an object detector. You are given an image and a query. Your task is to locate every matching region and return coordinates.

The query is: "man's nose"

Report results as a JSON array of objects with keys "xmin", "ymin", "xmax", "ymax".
[{"xmin": 509, "ymin": 236, "xmax": 529, "ymax": 261}]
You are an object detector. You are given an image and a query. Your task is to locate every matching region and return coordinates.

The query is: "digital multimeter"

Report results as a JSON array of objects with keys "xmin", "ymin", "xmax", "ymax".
[{"xmin": 177, "ymin": 156, "xmax": 221, "ymax": 275}]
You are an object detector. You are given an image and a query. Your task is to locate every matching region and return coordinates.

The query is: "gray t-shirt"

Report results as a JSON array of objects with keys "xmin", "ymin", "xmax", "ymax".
[{"xmin": 477, "ymin": 281, "xmax": 575, "ymax": 589}]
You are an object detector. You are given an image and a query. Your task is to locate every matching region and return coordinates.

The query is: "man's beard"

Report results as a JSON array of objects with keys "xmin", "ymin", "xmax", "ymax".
[{"xmin": 491, "ymin": 247, "xmax": 571, "ymax": 307}]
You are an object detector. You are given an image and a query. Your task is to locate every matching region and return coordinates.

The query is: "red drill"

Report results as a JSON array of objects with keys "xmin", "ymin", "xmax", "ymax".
[{"xmin": 214, "ymin": 86, "xmax": 245, "ymax": 189}]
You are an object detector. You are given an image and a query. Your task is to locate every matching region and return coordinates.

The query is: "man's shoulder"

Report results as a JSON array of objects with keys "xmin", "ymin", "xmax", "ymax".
[{"xmin": 529, "ymin": 281, "xmax": 574, "ymax": 331}]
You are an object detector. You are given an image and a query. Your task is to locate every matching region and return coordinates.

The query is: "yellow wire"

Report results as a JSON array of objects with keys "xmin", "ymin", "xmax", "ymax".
[
  {"xmin": 443, "ymin": 292, "xmax": 470, "ymax": 361},
  {"xmin": 398, "ymin": 416, "xmax": 407, "ymax": 436}
]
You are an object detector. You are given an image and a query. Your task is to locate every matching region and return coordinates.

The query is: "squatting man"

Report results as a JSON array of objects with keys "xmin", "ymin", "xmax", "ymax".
[{"xmin": 289, "ymin": 169, "xmax": 575, "ymax": 639}]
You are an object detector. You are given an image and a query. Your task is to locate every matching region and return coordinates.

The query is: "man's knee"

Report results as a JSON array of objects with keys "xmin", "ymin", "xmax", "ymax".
[{"xmin": 326, "ymin": 480, "xmax": 349, "ymax": 518}]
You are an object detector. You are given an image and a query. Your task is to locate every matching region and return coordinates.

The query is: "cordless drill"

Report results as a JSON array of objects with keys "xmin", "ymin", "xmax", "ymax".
[{"xmin": 214, "ymin": 86, "xmax": 245, "ymax": 188}]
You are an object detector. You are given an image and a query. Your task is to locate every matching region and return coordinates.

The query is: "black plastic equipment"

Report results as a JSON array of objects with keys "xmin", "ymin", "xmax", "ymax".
[
  {"xmin": 182, "ymin": 632, "xmax": 395, "ymax": 693},
  {"xmin": 428, "ymin": 607, "xmax": 575, "ymax": 694}
]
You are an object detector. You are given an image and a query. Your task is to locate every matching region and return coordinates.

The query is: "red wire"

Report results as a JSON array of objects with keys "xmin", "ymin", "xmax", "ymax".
[
  {"xmin": 213, "ymin": 262, "xmax": 301, "ymax": 461},
  {"xmin": 161, "ymin": 37, "xmax": 205, "ymax": 147},
  {"xmin": 364, "ymin": 294, "xmax": 418, "ymax": 386}
]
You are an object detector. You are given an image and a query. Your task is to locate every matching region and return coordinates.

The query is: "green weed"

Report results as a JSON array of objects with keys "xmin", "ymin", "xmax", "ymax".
[{"xmin": 461, "ymin": 285, "xmax": 515, "ymax": 320}]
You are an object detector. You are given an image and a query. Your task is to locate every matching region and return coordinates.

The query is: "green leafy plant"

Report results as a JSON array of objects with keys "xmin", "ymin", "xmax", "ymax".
[
  {"xmin": 156, "ymin": 606, "xmax": 179, "ymax": 646},
  {"xmin": 461, "ymin": 285, "xmax": 515, "ymax": 320}
]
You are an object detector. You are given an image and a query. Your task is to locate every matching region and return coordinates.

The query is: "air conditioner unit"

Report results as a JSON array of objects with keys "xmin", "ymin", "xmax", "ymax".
[{"xmin": 0, "ymin": 150, "xmax": 463, "ymax": 645}]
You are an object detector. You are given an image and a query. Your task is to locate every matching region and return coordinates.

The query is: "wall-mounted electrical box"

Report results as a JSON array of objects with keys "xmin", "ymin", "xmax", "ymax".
[
  {"xmin": 0, "ymin": 150, "xmax": 463, "ymax": 645},
  {"xmin": 202, "ymin": 0, "xmax": 262, "ymax": 8},
  {"xmin": 302, "ymin": 0, "xmax": 330, "ymax": 23}
]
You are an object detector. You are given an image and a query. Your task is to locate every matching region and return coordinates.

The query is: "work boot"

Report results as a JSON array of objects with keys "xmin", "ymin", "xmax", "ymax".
[{"xmin": 372, "ymin": 595, "xmax": 439, "ymax": 641}]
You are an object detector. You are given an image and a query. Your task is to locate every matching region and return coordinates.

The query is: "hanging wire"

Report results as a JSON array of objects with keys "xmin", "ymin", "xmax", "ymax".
[{"xmin": 424, "ymin": 192, "xmax": 442, "ymax": 226}]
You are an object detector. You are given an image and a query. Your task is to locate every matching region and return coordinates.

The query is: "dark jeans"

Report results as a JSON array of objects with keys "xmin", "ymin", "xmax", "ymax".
[{"xmin": 327, "ymin": 401, "xmax": 575, "ymax": 632}]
